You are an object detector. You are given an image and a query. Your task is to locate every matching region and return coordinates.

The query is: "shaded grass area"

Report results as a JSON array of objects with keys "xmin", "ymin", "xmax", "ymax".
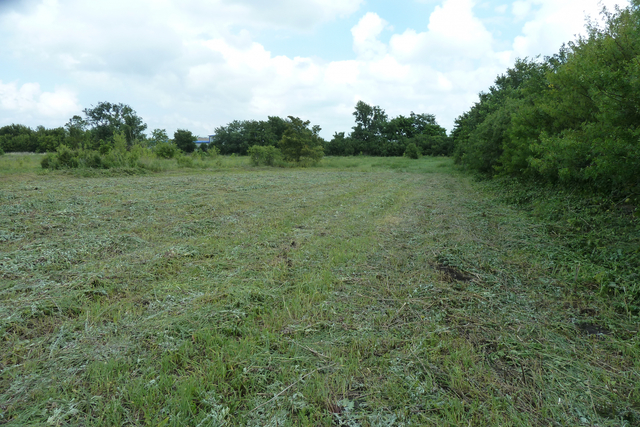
[{"xmin": 0, "ymin": 157, "xmax": 638, "ymax": 425}]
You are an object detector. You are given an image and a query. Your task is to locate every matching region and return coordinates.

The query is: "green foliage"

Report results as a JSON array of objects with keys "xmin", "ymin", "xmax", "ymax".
[
  {"xmin": 403, "ymin": 142, "xmax": 421, "ymax": 159},
  {"xmin": 175, "ymin": 153, "xmax": 195, "ymax": 168},
  {"xmin": 0, "ymin": 124, "xmax": 67, "ymax": 153},
  {"xmin": 324, "ymin": 132, "xmax": 354, "ymax": 156},
  {"xmin": 452, "ymin": 2, "xmax": 640, "ymax": 198},
  {"xmin": 64, "ymin": 115, "xmax": 87, "ymax": 149},
  {"xmin": 2, "ymin": 165, "xmax": 638, "ymax": 425},
  {"xmin": 153, "ymin": 141, "xmax": 178, "ymax": 159},
  {"xmin": 330, "ymin": 103, "xmax": 449, "ymax": 157},
  {"xmin": 278, "ymin": 116, "xmax": 324, "ymax": 164},
  {"xmin": 210, "ymin": 116, "xmax": 288, "ymax": 155},
  {"xmin": 148, "ymin": 128, "xmax": 169, "ymax": 147},
  {"xmin": 0, "ymin": 146, "xmax": 4, "ymax": 156},
  {"xmin": 40, "ymin": 142, "xmax": 154, "ymax": 171},
  {"xmin": 248, "ymin": 145, "xmax": 282, "ymax": 166},
  {"xmin": 173, "ymin": 129, "xmax": 196, "ymax": 153},
  {"xmin": 83, "ymin": 101, "xmax": 147, "ymax": 146},
  {"xmin": 195, "ymin": 145, "xmax": 218, "ymax": 158},
  {"xmin": 350, "ymin": 100, "xmax": 388, "ymax": 155}
]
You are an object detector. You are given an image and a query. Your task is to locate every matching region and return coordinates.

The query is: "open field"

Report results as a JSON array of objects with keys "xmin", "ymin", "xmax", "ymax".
[{"xmin": 0, "ymin": 156, "xmax": 638, "ymax": 425}]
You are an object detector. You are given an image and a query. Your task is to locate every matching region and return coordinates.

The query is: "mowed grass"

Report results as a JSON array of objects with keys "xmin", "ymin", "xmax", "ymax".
[{"xmin": 0, "ymin": 156, "xmax": 638, "ymax": 426}]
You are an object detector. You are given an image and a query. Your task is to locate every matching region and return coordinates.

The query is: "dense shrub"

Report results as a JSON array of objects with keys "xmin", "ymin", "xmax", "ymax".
[
  {"xmin": 153, "ymin": 142, "xmax": 178, "ymax": 159},
  {"xmin": 452, "ymin": 2, "xmax": 640, "ymax": 198},
  {"xmin": 175, "ymin": 154, "xmax": 195, "ymax": 168},
  {"xmin": 404, "ymin": 143, "xmax": 421, "ymax": 159},
  {"xmin": 40, "ymin": 144, "xmax": 155, "ymax": 171},
  {"xmin": 248, "ymin": 145, "xmax": 282, "ymax": 166}
]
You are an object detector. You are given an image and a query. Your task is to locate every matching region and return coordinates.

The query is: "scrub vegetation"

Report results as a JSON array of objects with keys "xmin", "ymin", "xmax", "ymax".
[
  {"xmin": 1, "ymin": 156, "xmax": 638, "ymax": 426},
  {"xmin": 452, "ymin": 1, "xmax": 640, "ymax": 199}
]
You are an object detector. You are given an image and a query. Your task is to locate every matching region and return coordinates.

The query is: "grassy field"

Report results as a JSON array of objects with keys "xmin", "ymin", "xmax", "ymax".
[{"xmin": 0, "ymin": 155, "xmax": 638, "ymax": 426}]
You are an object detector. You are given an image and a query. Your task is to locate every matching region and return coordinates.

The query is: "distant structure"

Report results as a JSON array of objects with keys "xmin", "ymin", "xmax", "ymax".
[{"xmin": 193, "ymin": 137, "xmax": 209, "ymax": 146}]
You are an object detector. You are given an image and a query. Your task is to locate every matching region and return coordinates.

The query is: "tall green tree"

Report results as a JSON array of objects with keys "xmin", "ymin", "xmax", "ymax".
[
  {"xmin": 148, "ymin": 129, "xmax": 169, "ymax": 147},
  {"xmin": 83, "ymin": 102, "xmax": 147, "ymax": 146},
  {"xmin": 210, "ymin": 116, "xmax": 291, "ymax": 155},
  {"xmin": 351, "ymin": 101, "xmax": 388, "ymax": 155},
  {"xmin": 279, "ymin": 116, "xmax": 324, "ymax": 163},
  {"xmin": 173, "ymin": 129, "xmax": 196, "ymax": 153},
  {"xmin": 65, "ymin": 115, "xmax": 88, "ymax": 149},
  {"xmin": 452, "ymin": 0, "xmax": 640, "ymax": 195}
]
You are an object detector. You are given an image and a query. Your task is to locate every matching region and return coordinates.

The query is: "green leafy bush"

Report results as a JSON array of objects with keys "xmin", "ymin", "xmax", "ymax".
[
  {"xmin": 403, "ymin": 143, "xmax": 421, "ymax": 159},
  {"xmin": 248, "ymin": 145, "xmax": 282, "ymax": 166},
  {"xmin": 452, "ymin": 2, "xmax": 640, "ymax": 198},
  {"xmin": 154, "ymin": 142, "xmax": 178, "ymax": 159},
  {"xmin": 175, "ymin": 153, "xmax": 195, "ymax": 168},
  {"xmin": 40, "ymin": 143, "xmax": 156, "ymax": 171}
]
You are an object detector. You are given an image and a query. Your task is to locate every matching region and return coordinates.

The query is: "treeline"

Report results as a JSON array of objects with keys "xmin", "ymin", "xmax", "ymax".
[
  {"xmin": 327, "ymin": 102, "xmax": 451, "ymax": 157},
  {"xmin": 0, "ymin": 124, "xmax": 67, "ymax": 154},
  {"xmin": 211, "ymin": 101, "xmax": 452, "ymax": 158},
  {"xmin": 452, "ymin": 1, "xmax": 640, "ymax": 196},
  {"xmin": 0, "ymin": 102, "xmax": 196, "ymax": 154}
]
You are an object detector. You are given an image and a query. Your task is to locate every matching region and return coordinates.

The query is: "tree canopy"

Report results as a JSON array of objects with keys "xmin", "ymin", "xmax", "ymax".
[
  {"xmin": 278, "ymin": 116, "xmax": 324, "ymax": 163},
  {"xmin": 83, "ymin": 102, "xmax": 147, "ymax": 146},
  {"xmin": 452, "ymin": 1, "xmax": 640, "ymax": 196}
]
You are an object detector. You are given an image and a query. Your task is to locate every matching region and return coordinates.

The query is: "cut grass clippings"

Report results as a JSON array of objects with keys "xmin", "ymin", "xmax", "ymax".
[{"xmin": 0, "ymin": 156, "xmax": 638, "ymax": 426}]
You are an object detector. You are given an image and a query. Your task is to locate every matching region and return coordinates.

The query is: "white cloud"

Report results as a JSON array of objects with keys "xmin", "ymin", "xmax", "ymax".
[
  {"xmin": 512, "ymin": 0, "xmax": 629, "ymax": 58},
  {"xmin": 351, "ymin": 12, "xmax": 389, "ymax": 59},
  {"xmin": 0, "ymin": 0, "xmax": 632, "ymax": 139},
  {"xmin": 224, "ymin": 0, "xmax": 364, "ymax": 30},
  {"xmin": 0, "ymin": 80, "xmax": 80, "ymax": 124},
  {"xmin": 389, "ymin": 0, "xmax": 502, "ymax": 66},
  {"xmin": 512, "ymin": 1, "xmax": 532, "ymax": 20}
]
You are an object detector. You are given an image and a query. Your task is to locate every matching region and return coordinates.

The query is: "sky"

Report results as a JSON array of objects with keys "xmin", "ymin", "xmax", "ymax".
[{"xmin": 0, "ymin": 0, "xmax": 631, "ymax": 139}]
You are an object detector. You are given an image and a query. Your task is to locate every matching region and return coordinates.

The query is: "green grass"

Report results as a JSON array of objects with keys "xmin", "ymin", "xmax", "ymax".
[
  {"xmin": 0, "ymin": 153, "xmax": 47, "ymax": 176},
  {"xmin": 0, "ymin": 156, "xmax": 638, "ymax": 426}
]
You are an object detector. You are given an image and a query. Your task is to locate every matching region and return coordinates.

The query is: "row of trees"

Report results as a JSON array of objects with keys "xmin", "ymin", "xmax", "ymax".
[
  {"xmin": 210, "ymin": 101, "xmax": 451, "ymax": 158},
  {"xmin": 452, "ymin": 1, "xmax": 640, "ymax": 196},
  {"xmin": 326, "ymin": 102, "xmax": 452, "ymax": 157},
  {"xmin": 0, "ymin": 102, "xmax": 199, "ymax": 155},
  {"xmin": 209, "ymin": 116, "xmax": 324, "ymax": 163},
  {"xmin": 2, "ymin": 103, "xmax": 451, "ymax": 163}
]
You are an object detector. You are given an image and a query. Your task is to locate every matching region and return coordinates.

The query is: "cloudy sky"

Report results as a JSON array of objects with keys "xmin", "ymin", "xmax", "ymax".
[{"xmin": 0, "ymin": 0, "xmax": 630, "ymax": 139}]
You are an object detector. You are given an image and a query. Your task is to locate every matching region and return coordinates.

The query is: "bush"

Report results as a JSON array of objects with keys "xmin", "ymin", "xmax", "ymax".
[
  {"xmin": 248, "ymin": 145, "xmax": 282, "ymax": 166},
  {"xmin": 175, "ymin": 153, "xmax": 195, "ymax": 168},
  {"xmin": 56, "ymin": 145, "xmax": 79, "ymax": 168},
  {"xmin": 194, "ymin": 146, "xmax": 219, "ymax": 159},
  {"xmin": 41, "ymin": 153, "xmax": 56, "ymax": 169},
  {"xmin": 154, "ymin": 142, "xmax": 178, "ymax": 159},
  {"xmin": 40, "ymin": 144, "xmax": 156, "ymax": 172},
  {"xmin": 404, "ymin": 143, "xmax": 421, "ymax": 159}
]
